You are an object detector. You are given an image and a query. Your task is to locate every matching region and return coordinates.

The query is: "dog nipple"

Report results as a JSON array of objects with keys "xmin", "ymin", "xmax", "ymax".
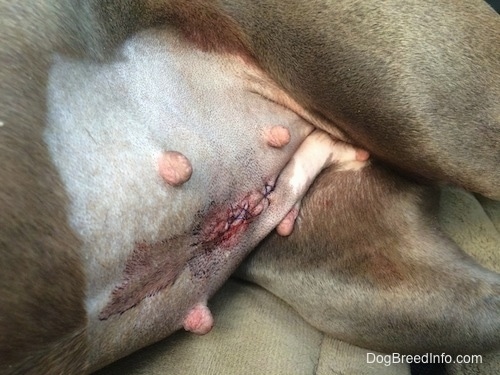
[
  {"xmin": 158, "ymin": 151, "xmax": 193, "ymax": 186},
  {"xmin": 183, "ymin": 303, "xmax": 214, "ymax": 335},
  {"xmin": 265, "ymin": 125, "xmax": 291, "ymax": 148},
  {"xmin": 276, "ymin": 205, "xmax": 300, "ymax": 236}
]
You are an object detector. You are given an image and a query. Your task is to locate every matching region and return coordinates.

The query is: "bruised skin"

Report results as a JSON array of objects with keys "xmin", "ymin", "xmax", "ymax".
[
  {"xmin": 97, "ymin": 121, "xmax": 317, "ymax": 324},
  {"xmin": 98, "ymin": 131, "xmax": 366, "ymax": 325},
  {"xmin": 158, "ymin": 128, "xmax": 296, "ymax": 231},
  {"xmin": 237, "ymin": 164, "xmax": 500, "ymax": 354}
]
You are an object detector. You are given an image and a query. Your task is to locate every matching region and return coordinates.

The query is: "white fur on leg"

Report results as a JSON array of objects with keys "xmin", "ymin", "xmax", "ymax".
[
  {"xmin": 288, "ymin": 130, "xmax": 368, "ymax": 196},
  {"xmin": 277, "ymin": 130, "xmax": 368, "ymax": 236}
]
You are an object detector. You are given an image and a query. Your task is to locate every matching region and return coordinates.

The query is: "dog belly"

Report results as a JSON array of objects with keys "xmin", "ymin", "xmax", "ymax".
[{"xmin": 44, "ymin": 28, "xmax": 317, "ymax": 368}]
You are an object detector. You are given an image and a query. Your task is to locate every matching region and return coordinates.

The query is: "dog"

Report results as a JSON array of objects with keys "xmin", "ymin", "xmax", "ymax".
[{"xmin": 0, "ymin": 0, "xmax": 498, "ymax": 373}]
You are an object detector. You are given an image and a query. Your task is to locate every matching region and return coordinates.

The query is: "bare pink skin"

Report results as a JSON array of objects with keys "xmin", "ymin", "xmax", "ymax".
[
  {"xmin": 356, "ymin": 148, "xmax": 370, "ymax": 162},
  {"xmin": 265, "ymin": 125, "xmax": 291, "ymax": 148},
  {"xmin": 158, "ymin": 151, "xmax": 193, "ymax": 186},
  {"xmin": 276, "ymin": 205, "xmax": 300, "ymax": 236},
  {"xmin": 183, "ymin": 303, "xmax": 214, "ymax": 335}
]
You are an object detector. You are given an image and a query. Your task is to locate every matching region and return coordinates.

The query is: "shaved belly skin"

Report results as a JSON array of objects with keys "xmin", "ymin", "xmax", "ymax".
[{"xmin": 44, "ymin": 27, "xmax": 367, "ymax": 370}]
